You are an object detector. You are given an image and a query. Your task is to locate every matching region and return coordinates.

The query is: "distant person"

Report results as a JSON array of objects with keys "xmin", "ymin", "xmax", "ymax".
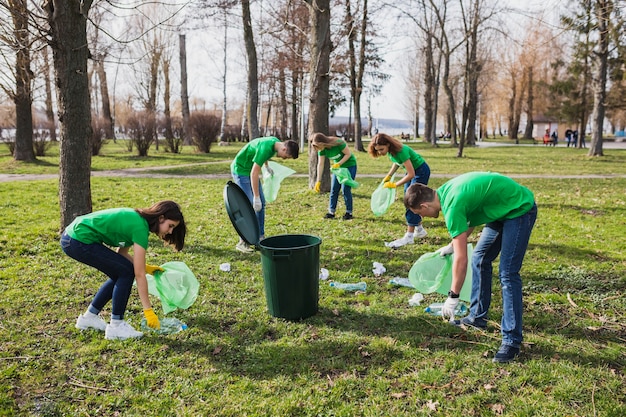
[
  {"xmin": 230, "ymin": 136, "xmax": 299, "ymax": 253},
  {"xmin": 565, "ymin": 129, "xmax": 573, "ymax": 147},
  {"xmin": 404, "ymin": 172, "xmax": 537, "ymax": 363},
  {"xmin": 61, "ymin": 201, "xmax": 187, "ymax": 340},
  {"xmin": 571, "ymin": 130, "xmax": 578, "ymax": 147},
  {"xmin": 551, "ymin": 130, "xmax": 558, "ymax": 146},
  {"xmin": 310, "ymin": 132, "xmax": 358, "ymax": 220},
  {"xmin": 543, "ymin": 129, "xmax": 551, "ymax": 146},
  {"xmin": 368, "ymin": 132, "xmax": 431, "ymax": 248}
]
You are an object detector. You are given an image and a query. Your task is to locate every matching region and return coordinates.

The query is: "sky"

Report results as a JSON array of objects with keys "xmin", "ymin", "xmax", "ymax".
[{"xmin": 164, "ymin": 0, "xmax": 567, "ymax": 123}]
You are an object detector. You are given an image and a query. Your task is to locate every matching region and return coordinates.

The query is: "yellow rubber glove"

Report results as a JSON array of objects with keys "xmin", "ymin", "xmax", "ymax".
[
  {"xmin": 331, "ymin": 163, "xmax": 341, "ymax": 169},
  {"xmin": 314, "ymin": 181, "xmax": 321, "ymax": 193},
  {"xmin": 145, "ymin": 264, "xmax": 164, "ymax": 274},
  {"xmin": 383, "ymin": 175, "xmax": 391, "ymax": 182},
  {"xmin": 143, "ymin": 308, "xmax": 160, "ymax": 329},
  {"xmin": 383, "ymin": 181, "xmax": 397, "ymax": 189}
]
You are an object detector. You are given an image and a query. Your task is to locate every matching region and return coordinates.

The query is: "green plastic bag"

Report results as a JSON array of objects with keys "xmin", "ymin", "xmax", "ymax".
[
  {"xmin": 331, "ymin": 167, "xmax": 359, "ymax": 188},
  {"xmin": 262, "ymin": 161, "xmax": 296, "ymax": 203},
  {"xmin": 408, "ymin": 244, "xmax": 473, "ymax": 302},
  {"xmin": 370, "ymin": 176, "xmax": 396, "ymax": 216},
  {"xmin": 408, "ymin": 251, "xmax": 452, "ymax": 293},
  {"xmin": 146, "ymin": 261, "xmax": 199, "ymax": 314}
]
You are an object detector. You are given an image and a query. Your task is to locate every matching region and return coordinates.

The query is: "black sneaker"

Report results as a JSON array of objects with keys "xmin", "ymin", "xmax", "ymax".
[
  {"xmin": 452, "ymin": 316, "xmax": 487, "ymax": 330},
  {"xmin": 324, "ymin": 213, "xmax": 335, "ymax": 219},
  {"xmin": 492, "ymin": 345, "xmax": 520, "ymax": 363},
  {"xmin": 342, "ymin": 213, "xmax": 353, "ymax": 220}
]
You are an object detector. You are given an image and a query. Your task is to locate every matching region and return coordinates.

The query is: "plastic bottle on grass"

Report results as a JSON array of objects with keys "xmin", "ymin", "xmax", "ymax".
[
  {"xmin": 329, "ymin": 281, "xmax": 367, "ymax": 292},
  {"xmin": 141, "ymin": 317, "xmax": 188, "ymax": 334},
  {"xmin": 424, "ymin": 303, "xmax": 468, "ymax": 317}
]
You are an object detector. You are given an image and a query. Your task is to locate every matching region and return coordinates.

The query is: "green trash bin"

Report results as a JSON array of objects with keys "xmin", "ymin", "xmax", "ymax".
[
  {"xmin": 224, "ymin": 181, "xmax": 322, "ymax": 320},
  {"xmin": 259, "ymin": 234, "xmax": 321, "ymax": 320}
]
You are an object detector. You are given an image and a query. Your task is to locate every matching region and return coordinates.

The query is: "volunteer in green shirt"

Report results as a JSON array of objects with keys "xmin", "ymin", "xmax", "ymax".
[
  {"xmin": 230, "ymin": 136, "xmax": 299, "ymax": 253},
  {"xmin": 404, "ymin": 172, "xmax": 537, "ymax": 363},
  {"xmin": 368, "ymin": 132, "xmax": 431, "ymax": 248},
  {"xmin": 310, "ymin": 132, "xmax": 358, "ymax": 220},
  {"xmin": 61, "ymin": 201, "xmax": 187, "ymax": 340}
]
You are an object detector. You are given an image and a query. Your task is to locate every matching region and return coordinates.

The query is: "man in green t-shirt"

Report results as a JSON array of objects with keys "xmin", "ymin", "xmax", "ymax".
[
  {"xmin": 404, "ymin": 172, "xmax": 537, "ymax": 363},
  {"xmin": 230, "ymin": 136, "xmax": 299, "ymax": 253}
]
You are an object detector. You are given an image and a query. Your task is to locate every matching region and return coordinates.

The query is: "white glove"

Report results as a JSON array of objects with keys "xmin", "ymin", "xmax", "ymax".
[
  {"xmin": 436, "ymin": 242, "xmax": 454, "ymax": 257},
  {"xmin": 253, "ymin": 196, "xmax": 262, "ymax": 212},
  {"xmin": 441, "ymin": 297, "xmax": 460, "ymax": 320}
]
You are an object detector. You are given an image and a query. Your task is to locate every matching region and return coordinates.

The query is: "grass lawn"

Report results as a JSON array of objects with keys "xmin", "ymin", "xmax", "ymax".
[{"xmin": 0, "ymin": 140, "xmax": 625, "ymax": 416}]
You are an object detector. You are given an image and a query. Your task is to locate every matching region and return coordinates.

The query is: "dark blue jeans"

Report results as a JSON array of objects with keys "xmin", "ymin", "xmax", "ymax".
[
  {"xmin": 329, "ymin": 165, "xmax": 357, "ymax": 214},
  {"xmin": 468, "ymin": 203, "xmax": 537, "ymax": 348},
  {"xmin": 61, "ymin": 232, "xmax": 135, "ymax": 320},
  {"xmin": 404, "ymin": 162, "xmax": 431, "ymax": 227}
]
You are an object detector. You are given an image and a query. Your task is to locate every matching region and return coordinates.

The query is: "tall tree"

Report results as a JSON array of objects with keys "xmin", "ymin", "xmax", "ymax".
[
  {"xmin": 304, "ymin": 0, "xmax": 332, "ymax": 189},
  {"xmin": 587, "ymin": 0, "xmax": 614, "ymax": 156},
  {"xmin": 44, "ymin": 0, "xmax": 94, "ymax": 229},
  {"xmin": 242, "ymin": 0, "xmax": 259, "ymax": 139},
  {"xmin": 5, "ymin": 0, "xmax": 36, "ymax": 161},
  {"xmin": 179, "ymin": 33, "xmax": 191, "ymax": 145}
]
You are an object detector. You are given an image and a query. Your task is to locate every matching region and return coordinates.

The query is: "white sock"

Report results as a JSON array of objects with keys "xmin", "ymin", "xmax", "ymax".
[
  {"xmin": 110, "ymin": 319, "xmax": 123, "ymax": 327},
  {"xmin": 405, "ymin": 232, "xmax": 414, "ymax": 238},
  {"xmin": 84, "ymin": 310, "xmax": 98, "ymax": 318}
]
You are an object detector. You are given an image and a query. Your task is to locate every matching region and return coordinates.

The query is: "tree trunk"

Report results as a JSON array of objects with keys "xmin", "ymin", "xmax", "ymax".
[
  {"xmin": 524, "ymin": 66, "xmax": 534, "ymax": 139},
  {"xmin": 242, "ymin": 0, "xmax": 260, "ymax": 139},
  {"xmin": 163, "ymin": 57, "xmax": 174, "ymax": 141},
  {"xmin": 179, "ymin": 34, "xmax": 191, "ymax": 145},
  {"xmin": 588, "ymin": 0, "xmax": 612, "ymax": 157},
  {"xmin": 12, "ymin": 0, "xmax": 35, "ymax": 162},
  {"xmin": 43, "ymin": 46, "xmax": 57, "ymax": 142},
  {"xmin": 95, "ymin": 59, "xmax": 115, "ymax": 140},
  {"xmin": 45, "ymin": 0, "xmax": 94, "ymax": 230},
  {"xmin": 305, "ymin": 0, "xmax": 331, "ymax": 189},
  {"xmin": 220, "ymin": 17, "xmax": 228, "ymax": 141}
]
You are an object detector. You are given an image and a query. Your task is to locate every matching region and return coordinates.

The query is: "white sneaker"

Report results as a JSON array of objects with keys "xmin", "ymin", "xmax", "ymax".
[
  {"xmin": 105, "ymin": 321, "xmax": 144, "ymax": 340},
  {"xmin": 235, "ymin": 241, "xmax": 254, "ymax": 253},
  {"xmin": 414, "ymin": 227, "xmax": 428, "ymax": 239},
  {"xmin": 75, "ymin": 313, "xmax": 107, "ymax": 331},
  {"xmin": 385, "ymin": 234, "xmax": 415, "ymax": 249}
]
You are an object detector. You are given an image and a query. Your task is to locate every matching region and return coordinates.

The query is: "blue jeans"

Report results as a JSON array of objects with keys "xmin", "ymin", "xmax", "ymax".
[
  {"xmin": 468, "ymin": 203, "xmax": 537, "ymax": 348},
  {"xmin": 404, "ymin": 162, "xmax": 431, "ymax": 227},
  {"xmin": 329, "ymin": 165, "xmax": 357, "ymax": 214},
  {"xmin": 60, "ymin": 232, "xmax": 135, "ymax": 320},
  {"xmin": 231, "ymin": 173, "xmax": 266, "ymax": 237}
]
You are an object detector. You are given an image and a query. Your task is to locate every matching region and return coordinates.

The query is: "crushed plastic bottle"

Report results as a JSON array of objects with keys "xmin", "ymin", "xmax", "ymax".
[
  {"xmin": 424, "ymin": 302, "xmax": 468, "ymax": 317},
  {"xmin": 329, "ymin": 281, "xmax": 367, "ymax": 292},
  {"xmin": 389, "ymin": 277, "xmax": 414, "ymax": 288},
  {"xmin": 140, "ymin": 317, "xmax": 188, "ymax": 335}
]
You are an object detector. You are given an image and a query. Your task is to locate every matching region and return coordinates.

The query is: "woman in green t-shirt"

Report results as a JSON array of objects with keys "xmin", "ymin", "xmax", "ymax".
[
  {"xmin": 310, "ymin": 132, "xmax": 358, "ymax": 220},
  {"xmin": 368, "ymin": 133, "xmax": 431, "ymax": 248},
  {"xmin": 60, "ymin": 201, "xmax": 187, "ymax": 340}
]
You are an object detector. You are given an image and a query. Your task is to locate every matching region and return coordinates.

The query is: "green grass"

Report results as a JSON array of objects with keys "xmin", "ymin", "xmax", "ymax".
[{"xmin": 0, "ymin": 141, "xmax": 625, "ymax": 416}]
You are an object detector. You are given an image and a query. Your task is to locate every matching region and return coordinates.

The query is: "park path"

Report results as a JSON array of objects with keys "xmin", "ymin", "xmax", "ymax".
[{"xmin": 2, "ymin": 141, "xmax": 626, "ymax": 183}]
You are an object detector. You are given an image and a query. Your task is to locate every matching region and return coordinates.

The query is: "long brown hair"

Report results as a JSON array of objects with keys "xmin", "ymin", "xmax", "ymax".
[
  {"xmin": 309, "ymin": 132, "xmax": 342, "ymax": 149},
  {"xmin": 368, "ymin": 133, "xmax": 403, "ymax": 157},
  {"xmin": 136, "ymin": 200, "xmax": 186, "ymax": 251}
]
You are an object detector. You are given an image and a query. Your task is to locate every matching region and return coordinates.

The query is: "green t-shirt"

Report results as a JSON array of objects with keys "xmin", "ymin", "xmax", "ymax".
[
  {"xmin": 437, "ymin": 172, "xmax": 535, "ymax": 238},
  {"xmin": 230, "ymin": 137, "xmax": 280, "ymax": 176},
  {"xmin": 389, "ymin": 145, "xmax": 425, "ymax": 170},
  {"xmin": 318, "ymin": 139, "xmax": 357, "ymax": 168},
  {"xmin": 65, "ymin": 208, "xmax": 150, "ymax": 250}
]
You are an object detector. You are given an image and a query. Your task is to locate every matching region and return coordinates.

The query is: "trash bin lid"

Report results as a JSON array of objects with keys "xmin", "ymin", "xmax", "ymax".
[{"xmin": 223, "ymin": 181, "xmax": 260, "ymax": 246}]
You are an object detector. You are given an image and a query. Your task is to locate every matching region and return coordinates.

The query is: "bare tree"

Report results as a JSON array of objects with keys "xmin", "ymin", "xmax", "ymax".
[
  {"xmin": 179, "ymin": 33, "xmax": 191, "ymax": 145},
  {"xmin": 242, "ymin": 0, "xmax": 260, "ymax": 139},
  {"xmin": 43, "ymin": 0, "xmax": 94, "ymax": 229},
  {"xmin": 1, "ymin": 0, "xmax": 36, "ymax": 161},
  {"xmin": 304, "ymin": 0, "xmax": 332, "ymax": 190}
]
